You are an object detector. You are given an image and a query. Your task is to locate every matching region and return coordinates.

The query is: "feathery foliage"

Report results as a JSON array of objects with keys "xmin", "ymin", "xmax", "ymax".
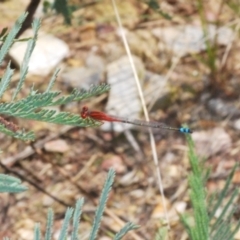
[
  {"xmin": 0, "ymin": 13, "xmax": 110, "ymax": 141},
  {"xmin": 210, "ymin": 164, "xmax": 240, "ymax": 240},
  {"xmin": 0, "ymin": 13, "xmax": 28, "ymax": 65},
  {"xmin": 89, "ymin": 169, "xmax": 116, "ymax": 239},
  {"xmin": 44, "ymin": 209, "xmax": 54, "ymax": 240},
  {"xmin": 12, "ymin": 18, "xmax": 41, "ymax": 101},
  {"xmin": 59, "ymin": 207, "xmax": 74, "ymax": 240},
  {"xmin": 0, "ymin": 174, "xmax": 27, "ymax": 193},
  {"xmin": 45, "ymin": 68, "xmax": 60, "ymax": 93},
  {"xmin": 28, "ymin": 169, "xmax": 138, "ymax": 240},
  {"xmin": 180, "ymin": 136, "xmax": 240, "ymax": 240},
  {"xmin": 0, "ymin": 62, "xmax": 14, "ymax": 98},
  {"xmin": 114, "ymin": 222, "xmax": 140, "ymax": 240},
  {"xmin": 0, "ymin": 84, "xmax": 109, "ymax": 125},
  {"xmin": 71, "ymin": 198, "xmax": 84, "ymax": 240},
  {"xmin": 0, "ymin": 12, "xmax": 138, "ymax": 240},
  {"xmin": 34, "ymin": 224, "xmax": 41, "ymax": 240}
]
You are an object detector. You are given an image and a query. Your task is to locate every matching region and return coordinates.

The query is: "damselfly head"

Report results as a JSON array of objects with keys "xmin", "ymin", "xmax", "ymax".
[{"xmin": 81, "ymin": 106, "xmax": 89, "ymax": 119}]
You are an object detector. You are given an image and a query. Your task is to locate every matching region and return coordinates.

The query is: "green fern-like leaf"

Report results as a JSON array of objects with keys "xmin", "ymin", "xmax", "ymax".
[
  {"xmin": 0, "ymin": 83, "xmax": 109, "ymax": 140},
  {"xmin": 71, "ymin": 198, "xmax": 84, "ymax": 240},
  {"xmin": 0, "ymin": 13, "xmax": 28, "ymax": 65},
  {"xmin": 114, "ymin": 222, "xmax": 139, "ymax": 240},
  {"xmin": 12, "ymin": 18, "xmax": 41, "ymax": 101},
  {"xmin": 45, "ymin": 68, "xmax": 60, "ymax": 93},
  {"xmin": 0, "ymin": 174, "xmax": 28, "ymax": 193},
  {"xmin": 209, "ymin": 164, "xmax": 237, "ymax": 220},
  {"xmin": 0, "ymin": 12, "xmax": 110, "ymax": 141},
  {"xmin": 0, "ymin": 124, "xmax": 35, "ymax": 141},
  {"xmin": 181, "ymin": 137, "xmax": 240, "ymax": 240},
  {"xmin": 89, "ymin": 168, "xmax": 115, "ymax": 240},
  {"xmin": 44, "ymin": 209, "xmax": 54, "ymax": 240},
  {"xmin": 209, "ymin": 164, "xmax": 240, "ymax": 240},
  {"xmin": 0, "ymin": 84, "xmax": 109, "ymax": 128},
  {"xmin": 0, "ymin": 62, "xmax": 14, "ymax": 98},
  {"xmin": 59, "ymin": 208, "xmax": 74, "ymax": 240},
  {"xmin": 2, "ymin": 170, "xmax": 137, "ymax": 239},
  {"xmin": 186, "ymin": 135, "xmax": 209, "ymax": 240},
  {"xmin": 34, "ymin": 223, "xmax": 41, "ymax": 240}
]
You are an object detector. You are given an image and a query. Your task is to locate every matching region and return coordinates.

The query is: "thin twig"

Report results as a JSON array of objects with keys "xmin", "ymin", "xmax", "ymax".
[
  {"xmin": 0, "ymin": 161, "xmax": 69, "ymax": 207},
  {"xmin": 16, "ymin": 0, "xmax": 41, "ymax": 38},
  {"xmin": 220, "ymin": 21, "xmax": 240, "ymax": 69},
  {"xmin": 111, "ymin": 0, "xmax": 170, "ymax": 230}
]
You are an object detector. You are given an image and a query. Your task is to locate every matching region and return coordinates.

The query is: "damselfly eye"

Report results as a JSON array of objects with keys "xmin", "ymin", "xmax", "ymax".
[{"xmin": 81, "ymin": 106, "xmax": 89, "ymax": 119}]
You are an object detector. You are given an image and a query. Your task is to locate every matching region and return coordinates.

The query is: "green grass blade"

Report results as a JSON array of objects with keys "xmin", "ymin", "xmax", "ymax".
[
  {"xmin": 229, "ymin": 220, "xmax": 240, "ymax": 240},
  {"xmin": 209, "ymin": 164, "xmax": 237, "ymax": 220},
  {"xmin": 211, "ymin": 189, "xmax": 238, "ymax": 232},
  {"xmin": 212, "ymin": 221, "xmax": 230, "ymax": 240}
]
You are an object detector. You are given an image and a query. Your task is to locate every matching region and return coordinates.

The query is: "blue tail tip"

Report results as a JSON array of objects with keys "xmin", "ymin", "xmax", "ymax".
[{"xmin": 179, "ymin": 127, "xmax": 193, "ymax": 134}]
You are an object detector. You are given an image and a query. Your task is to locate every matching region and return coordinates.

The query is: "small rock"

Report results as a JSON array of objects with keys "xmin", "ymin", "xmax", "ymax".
[
  {"xmin": 102, "ymin": 42, "xmax": 125, "ymax": 62},
  {"xmin": 167, "ymin": 165, "xmax": 181, "ymax": 178},
  {"xmin": 233, "ymin": 119, "xmax": 240, "ymax": 130},
  {"xmin": 42, "ymin": 195, "xmax": 54, "ymax": 207},
  {"xmin": 9, "ymin": 30, "xmax": 69, "ymax": 76},
  {"xmin": 102, "ymin": 55, "xmax": 145, "ymax": 132},
  {"xmin": 207, "ymin": 180, "xmax": 219, "ymax": 193},
  {"xmin": 162, "ymin": 152, "xmax": 176, "ymax": 163},
  {"xmin": 44, "ymin": 139, "xmax": 70, "ymax": 153},
  {"xmin": 151, "ymin": 196, "xmax": 170, "ymax": 219},
  {"xmin": 119, "ymin": 170, "xmax": 140, "ymax": 186},
  {"xmin": 86, "ymin": 49, "xmax": 106, "ymax": 73},
  {"xmin": 129, "ymin": 189, "xmax": 145, "ymax": 198},
  {"xmin": 101, "ymin": 155, "xmax": 126, "ymax": 174},
  {"xmin": 61, "ymin": 66, "xmax": 102, "ymax": 89},
  {"xmin": 233, "ymin": 170, "xmax": 240, "ymax": 184},
  {"xmin": 192, "ymin": 128, "xmax": 232, "ymax": 158},
  {"xmin": 152, "ymin": 24, "xmax": 234, "ymax": 57},
  {"xmin": 16, "ymin": 219, "xmax": 35, "ymax": 239},
  {"xmin": 208, "ymin": 98, "xmax": 240, "ymax": 118},
  {"xmin": 99, "ymin": 237, "xmax": 112, "ymax": 240},
  {"xmin": 143, "ymin": 71, "xmax": 169, "ymax": 109},
  {"xmin": 173, "ymin": 201, "xmax": 187, "ymax": 214}
]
